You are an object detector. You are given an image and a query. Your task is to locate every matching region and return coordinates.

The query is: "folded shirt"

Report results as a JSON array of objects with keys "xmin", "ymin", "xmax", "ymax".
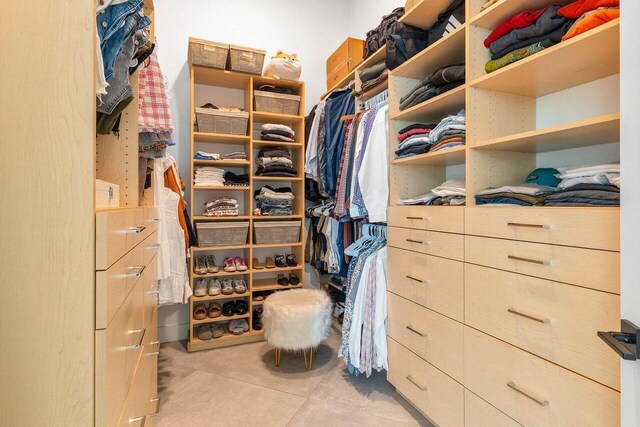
[
  {"xmin": 261, "ymin": 132, "xmax": 295, "ymax": 142},
  {"xmin": 257, "ymin": 157, "xmax": 293, "ymax": 167},
  {"xmin": 398, "ymin": 123, "xmax": 437, "ymax": 134},
  {"xmin": 359, "ymin": 61, "xmax": 386, "ymax": 83},
  {"xmin": 430, "ymin": 137, "xmax": 465, "ymax": 152},
  {"xmin": 361, "ymin": 69, "xmax": 389, "ymax": 92},
  {"xmin": 262, "ymin": 123, "xmax": 295, "ymax": 136},
  {"xmin": 562, "ymin": 7, "xmax": 619, "ymax": 40},
  {"xmin": 491, "ymin": 20, "xmax": 574, "ymax": 59},
  {"xmin": 476, "ymin": 192, "xmax": 548, "ymax": 206},
  {"xmin": 396, "ymin": 193, "xmax": 438, "ymax": 206},
  {"xmin": 255, "ymin": 165, "xmax": 298, "ymax": 177},
  {"xmin": 484, "ymin": 5, "xmax": 554, "ymax": 47},
  {"xmin": 477, "ymin": 184, "xmax": 557, "ymax": 196},
  {"xmin": 486, "ymin": 39, "xmax": 556, "ymax": 73},
  {"xmin": 398, "ymin": 126, "xmax": 436, "ymax": 142},
  {"xmin": 557, "ymin": 162, "xmax": 620, "ymax": 179},
  {"xmin": 432, "ymin": 179, "xmax": 466, "ymax": 197},
  {"xmin": 222, "ymin": 151, "xmax": 247, "ymax": 160},
  {"xmin": 557, "ymin": 0, "xmax": 619, "ymax": 18},
  {"xmin": 194, "ymin": 151, "xmax": 220, "ymax": 160},
  {"xmin": 432, "ymin": 195, "xmax": 466, "ymax": 206},
  {"xmin": 258, "ymin": 146, "xmax": 292, "ymax": 160}
]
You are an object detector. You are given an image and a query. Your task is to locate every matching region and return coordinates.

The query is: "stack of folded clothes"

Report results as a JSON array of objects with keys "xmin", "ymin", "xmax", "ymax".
[
  {"xmin": 475, "ymin": 167, "xmax": 561, "ymax": 205},
  {"xmin": 194, "ymin": 167, "xmax": 225, "ymax": 187},
  {"xmin": 358, "ymin": 61, "xmax": 388, "ymax": 93},
  {"xmin": 194, "ymin": 151, "xmax": 220, "ymax": 160},
  {"xmin": 428, "ymin": 110, "xmax": 466, "ymax": 153},
  {"xmin": 484, "ymin": 0, "xmax": 619, "ymax": 73},
  {"xmin": 224, "ymin": 171, "xmax": 249, "ymax": 187},
  {"xmin": 254, "ymin": 186, "xmax": 295, "ymax": 216},
  {"xmin": 222, "ymin": 151, "xmax": 247, "ymax": 160},
  {"xmin": 203, "ymin": 197, "xmax": 239, "ymax": 217},
  {"xmin": 258, "ymin": 84, "xmax": 296, "ymax": 95},
  {"xmin": 545, "ymin": 163, "xmax": 620, "ymax": 206},
  {"xmin": 395, "ymin": 178, "xmax": 466, "ymax": 206},
  {"xmin": 256, "ymin": 146, "xmax": 298, "ymax": 177},
  {"xmin": 399, "ymin": 64, "xmax": 465, "ymax": 111},
  {"xmin": 395, "ymin": 123, "xmax": 436, "ymax": 158},
  {"xmin": 261, "ymin": 124, "xmax": 295, "ymax": 142}
]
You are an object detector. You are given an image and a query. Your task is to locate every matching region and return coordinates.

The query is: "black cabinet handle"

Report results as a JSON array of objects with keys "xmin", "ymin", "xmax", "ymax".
[{"xmin": 598, "ymin": 319, "xmax": 639, "ymax": 361}]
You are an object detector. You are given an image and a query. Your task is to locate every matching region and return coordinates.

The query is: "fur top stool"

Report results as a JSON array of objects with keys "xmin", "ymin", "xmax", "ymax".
[{"xmin": 262, "ymin": 289, "xmax": 332, "ymax": 370}]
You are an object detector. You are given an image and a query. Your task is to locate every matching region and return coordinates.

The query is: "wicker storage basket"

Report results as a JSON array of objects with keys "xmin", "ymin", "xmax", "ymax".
[
  {"xmin": 254, "ymin": 91, "xmax": 301, "ymax": 115},
  {"xmin": 228, "ymin": 44, "xmax": 266, "ymax": 75},
  {"xmin": 196, "ymin": 222, "xmax": 249, "ymax": 247},
  {"xmin": 195, "ymin": 108, "xmax": 249, "ymax": 135},
  {"xmin": 254, "ymin": 221, "xmax": 301, "ymax": 245},
  {"xmin": 189, "ymin": 38, "xmax": 229, "ymax": 69}
]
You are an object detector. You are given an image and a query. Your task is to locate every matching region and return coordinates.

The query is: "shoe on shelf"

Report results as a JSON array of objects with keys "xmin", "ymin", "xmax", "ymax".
[
  {"xmin": 277, "ymin": 274, "xmax": 289, "ymax": 286},
  {"xmin": 289, "ymin": 273, "xmax": 300, "ymax": 286},
  {"xmin": 253, "ymin": 292, "xmax": 265, "ymax": 301},
  {"xmin": 286, "ymin": 254, "xmax": 297, "ymax": 267},
  {"xmin": 223, "ymin": 257, "xmax": 237, "ymax": 272},
  {"xmin": 222, "ymin": 301, "xmax": 236, "ymax": 317},
  {"xmin": 252, "ymin": 307, "xmax": 263, "ymax": 330},
  {"xmin": 211, "ymin": 323, "xmax": 224, "ymax": 339},
  {"xmin": 193, "ymin": 304, "xmax": 207, "ymax": 320},
  {"xmin": 233, "ymin": 278, "xmax": 247, "ymax": 294},
  {"xmin": 205, "ymin": 255, "xmax": 219, "ymax": 273},
  {"xmin": 234, "ymin": 257, "xmax": 248, "ymax": 271},
  {"xmin": 265, "ymin": 257, "xmax": 276, "ymax": 269},
  {"xmin": 221, "ymin": 279, "xmax": 234, "ymax": 295},
  {"xmin": 194, "ymin": 279, "xmax": 207, "ymax": 297},
  {"xmin": 275, "ymin": 255, "xmax": 287, "ymax": 268},
  {"xmin": 235, "ymin": 300, "xmax": 248, "ymax": 315},
  {"xmin": 252, "ymin": 257, "xmax": 265, "ymax": 270},
  {"xmin": 194, "ymin": 256, "xmax": 208, "ymax": 275},
  {"xmin": 229, "ymin": 319, "xmax": 249, "ymax": 335},
  {"xmin": 208, "ymin": 303, "xmax": 222, "ymax": 318},
  {"xmin": 198, "ymin": 325, "xmax": 213, "ymax": 340},
  {"xmin": 208, "ymin": 279, "xmax": 221, "ymax": 296}
]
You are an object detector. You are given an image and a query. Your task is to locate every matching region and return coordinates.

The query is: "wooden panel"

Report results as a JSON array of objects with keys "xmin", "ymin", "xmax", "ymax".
[
  {"xmin": 117, "ymin": 341, "xmax": 158, "ymax": 426},
  {"xmin": 143, "ymin": 230, "xmax": 160, "ymax": 266},
  {"xmin": 464, "ymin": 327, "xmax": 620, "ymax": 427},
  {"xmin": 0, "ymin": 2, "xmax": 95, "ymax": 424},
  {"xmin": 465, "ymin": 235, "xmax": 620, "ymax": 294},
  {"xmin": 143, "ymin": 253, "xmax": 159, "ymax": 330},
  {"xmin": 96, "ymin": 208, "xmax": 145, "ymax": 270},
  {"xmin": 465, "ymin": 206, "xmax": 620, "ymax": 251},
  {"xmin": 392, "ymin": 146, "xmax": 466, "ymax": 167},
  {"xmin": 388, "ymin": 227, "xmax": 464, "ymax": 261},
  {"xmin": 387, "ymin": 247, "xmax": 464, "ymax": 321},
  {"xmin": 465, "ymin": 390, "xmax": 522, "ymax": 427},
  {"xmin": 391, "ymin": 85, "xmax": 466, "ymax": 123},
  {"xmin": 465, "ymin": 264, "xmax": 620, "ymax": 390},
  {"xmin": 387, "ymin": 293, "xmax": 463, "ymax": 382},
  {"xmin": 388, "ymin": 206, "xmax": 464, "ymax": 234},
  {"xmin": 388, "ymin": 338, "xmax": 464, "ymax": 427}
]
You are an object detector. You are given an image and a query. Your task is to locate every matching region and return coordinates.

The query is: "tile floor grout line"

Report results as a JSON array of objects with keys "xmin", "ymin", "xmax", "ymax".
[{"xmin": 284, "ymin": 397, "xmax": 310, "ymax": 427}]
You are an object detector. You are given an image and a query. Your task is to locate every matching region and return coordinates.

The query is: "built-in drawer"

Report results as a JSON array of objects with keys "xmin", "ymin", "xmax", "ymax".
[
  {"xmin": 465, "ymin": 235, "xmax": 619, "ymax": 294},
  {"xmin": 387, "ymin": 292, "xmax": 463, "ymax": 382},
  {"xmin": 388, "ymin": 206, "xmax": 464, "ymax": 234},
  {"xmin": 465, "ymin": 263, "xmax": 620, "ymax": 390},
  {"xmin": 96, "ymin": 243, "xmax": 145, "ymax": 330},
  {"xmin": 387, "ymin": 247, "xmax": 463, "ymax": 321},
  {"xmin": 96, "ymin": 208, "xmax": 147, "ymax": 270},
  {"xmin": 464, "ymin": 327, "xmax": 620, "ymax": 427},
  {"xmin": 388, "ymin": 338, "xmax": 464, "ymax": 427},
  {"xmin": 388, "ymin": 227, "xmax": 464, "ymax": 261},
  {"xmin": 95, "ymin": 278, "xmax": 144, "ymax": 427},
  {"xmin": 117, "ymin": 341, "xmax": 159, "ymax": 427},
  {"xmin": 143, "ymin": 253, "xmax": 159, "ymax": 331},
  {"xmin": 465, "ymin": 207, "xmax": 619, "ymax": 251},
  {"xmin": 143, "ymin": 207, "xmax": 161, "ymax": 237},
  {"xmin": 465, "ymin": 390, "xmax": 521, "ymax": 427}
]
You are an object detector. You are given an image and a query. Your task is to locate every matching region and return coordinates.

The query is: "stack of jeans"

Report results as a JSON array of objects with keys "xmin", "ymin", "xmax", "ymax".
[
  {"xmin": 224, "ymin": 171, "xmax": 249, "ymax": 187},
  {"xmin": 254, "ymin": 186, "xmax": 295, "ymax": 216},
  {"xmin": 256, "ymin": 146, "xmax": 297, "ymax": 177},
  {"xmin": 476, "ymin": 184, "xmax": 557, "ymax": 206},
  {"xmin": 399, "ymin": 64, "xmax": 465, "ymax": 111}
]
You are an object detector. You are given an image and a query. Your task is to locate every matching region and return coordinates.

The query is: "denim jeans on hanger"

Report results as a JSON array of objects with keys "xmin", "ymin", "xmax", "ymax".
[{"xmin": 323, "ymin": 88, "xmax": 355, "ymax": 199}]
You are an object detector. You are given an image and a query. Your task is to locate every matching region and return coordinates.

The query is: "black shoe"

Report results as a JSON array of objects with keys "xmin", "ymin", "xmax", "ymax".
[
  {"xmin": 286, "ymin": 254, "xmax": 297, "ymax": 267},
  {"xmin": 235, "ymin": 300, "xmax": 248, "ymax": 315},
  {"xmin": 275, "ymin": 254, "xmax": 287, "ymax": 268},
  {"xmin": 222, "ymin": 301, "xmax": 236, "ymax": 317}
]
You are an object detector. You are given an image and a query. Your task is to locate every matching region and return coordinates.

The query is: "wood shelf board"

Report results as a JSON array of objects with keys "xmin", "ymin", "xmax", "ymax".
[
  {"xmin": 252, "ymin": 215, "xmax": 304, "ymax": 220},
  {"xmin": 251, "ymin": 266, "xmax": 304, "ymax": 274},
  {"xmin": 193, "ymin": 159, "xmax": 250, "ymax": 167},
  {"xmin": 192, "ymin": 313, "xmax": 250, "ymax": 325},
  {"xmin": 392, "ymin": 25, "xmax": 466, "ymax": 79},
  {"xmin": 252, "ymin": 111, "xmax": 303, "ymax": 122},
  {"xmin": 252, "ymin": 279, "xmax": 303, "ymax": 292},
  {"xmin": 355, "ymin": 46, "xmax": 387, "ymax": 73},
  {"xmin": 193, "ymin": 215, "xmax": 252, "ymax": 221},
  {"xmin": 392, "ymin": 145, "xmax": 466, "ymax": 166},
  {"xmin": 252, "ymin": 76, "xmax": 304, "ymax": 91},
  {"xmin": 253, "ymin": 176, "xmax": 304, "ymax": 181},
  {"xmin": 191, "ymin": 292, "xmax": 251, "ymax": 303},
  {"xmin": 194, "ymin": 132, "xmax": 250, "ymax": 144},
  {"xmin": 359, "ymin": 80, "xmax": 389, "ymax": 103},
  {"xmin": 192, "ymin": 65, "xmax": 253, "ymax": 89},
  {"xmin": 472, "ymin": 113, "xmax": 620, "ymax": 153},
  {"xmin": 188, "ymin": 331, "xmax": 264, "ymax": 352},
  {"xmin": 252, "ymin": 300, "xmax": 265, "ymax": 306},
  {"xmin": 322, "ymin": 70, "xmax": 356, "ymax": 100},
  {"xmin": 470, "ymin": 0, "xmax": 574, "ymax": 30},
  {"xmin": 191, "ymin": 270, "xmax": 250, "ymax": 279},
  {"xmin": 252, "ymin": 140, "xmax": 303, "ymax": 147},
  {"xmin": 193, "ymin": 186, "xmax": 250, "ymax": 191},
  {"xmin": 391, "ymin": 85, "xmax": 466, "ymax": 122},
  {"xmin": 192, "ymin": 244, "xmax": 251, "ymax": 252},
  {"xmin": 469, "ymin": 20, "xmax": 620, "ymax": 97},
  {"xmin": 253, "ymin": 242, "xmax": 304, "ymax": 249},
  {"xmin": 400, "ymin": 0, "xmax": 458, "ymax": 29}
]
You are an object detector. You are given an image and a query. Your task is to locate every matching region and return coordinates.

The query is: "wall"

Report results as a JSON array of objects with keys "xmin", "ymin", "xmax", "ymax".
[
  {"xmin": 154, "ymin": 0, "xmax": 350, "ymax": 342},
  {"xmin": 346, "ymin": 0, "xmax": 406, "ymax": 40}
]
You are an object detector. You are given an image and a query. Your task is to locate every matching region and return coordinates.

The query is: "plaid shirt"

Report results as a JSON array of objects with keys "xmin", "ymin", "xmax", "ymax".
[{"xmin": 138, "ymin": 48, "xmax": 173, "ymax": 133}]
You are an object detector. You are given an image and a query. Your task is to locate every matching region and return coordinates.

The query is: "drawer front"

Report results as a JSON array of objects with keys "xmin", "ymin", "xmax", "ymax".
[
  {"xmin": 143, "ymin": 253, "xmax": 159, "ymax": 332},
  {"xmin": 465, "ymin": 207, "xmax": 619, "ymax": 251},
  {"xmin": 388, "ymin": 206, "xmax": 464, "ymax": 234},
  {"xmin": 118, "ymin": 342, "xmax": 159, "ymax": 427},
  {"xmin": 465, "ymin": 235, "xmax": 619, "ymax": 294},
  {"xmin": 143, "ymin": 207, "xmax": 161, "ymax": 237},
  {"xmin": 465, "ymin": 264, "xmax": 620, "ymax": 390},
  {"xmin": 96, "ymin": 243, "xmax": 145, "ymax": 330},
  {"xmin": 387, "ymin": 293, "xmax": 463, "ymax": 382},
  {"xmin": 142, "ymin": 230, "xmax": 160, "ymax": 267},
  {"xmin": 96, "ymin": 208, "xmax": 146, "ymax": 270},
  {"xmin": 465, "ymin": 390, "xmax": 521, "ymax": 427},
  {"xmin": 464, "ymin": 327, "xmax": 620, "ymax": 427},
  {"xmin": 388, "ymin": 338, "xmax": 464, "ymax": 427},
  {"xmin": 388, "ymin": 227, "xmax": 464, "ymax": 261},
  {"xmin": 387, "ymin": 247, "xmax": 463, "ymax": 321},
  {"xmin": 96, "ymin": 278, "xmax": 145, "ymax": 427}
]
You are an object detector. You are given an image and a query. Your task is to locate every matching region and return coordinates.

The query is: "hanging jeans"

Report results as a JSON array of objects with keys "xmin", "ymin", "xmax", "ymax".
[{"xmin": 323, "ymin": 88, "xmax": 355, "ymax": 199}]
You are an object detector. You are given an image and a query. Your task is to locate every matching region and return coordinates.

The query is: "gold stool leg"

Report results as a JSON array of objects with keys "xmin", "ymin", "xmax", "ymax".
[
  {"xmin": 303, "ymin": 349, "xmax": 308, "ymax": 370},
  {"xmin": 308, "ymin": 348, "xmax": 314, "ymax": 370},
  {"xmin": 275, "ymin": 348, "xmax": 281, "ymax": 367}
]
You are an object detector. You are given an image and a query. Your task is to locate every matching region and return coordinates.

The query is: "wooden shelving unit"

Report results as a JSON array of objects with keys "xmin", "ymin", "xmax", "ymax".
[{"xmin": 187, "ymin": 59, "xmax": 306, "ymax": 352}]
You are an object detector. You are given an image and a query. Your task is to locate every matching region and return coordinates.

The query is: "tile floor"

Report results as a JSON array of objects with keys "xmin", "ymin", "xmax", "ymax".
[{"xmin": 156, "ymin": 330, "xmax": 433, "ymax": 427}]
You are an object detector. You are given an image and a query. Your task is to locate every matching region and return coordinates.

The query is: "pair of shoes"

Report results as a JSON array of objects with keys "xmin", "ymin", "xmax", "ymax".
[
  {"xmin": 193, "ymin": 303, "xmax": 222, "ymax": 320},
  {"xmin": 252, "ymin": 290, "xmax": 274, "ymax": 301},
  {"xmin": 220, "ymin": 278, "xmax": 247, "ymax": 295},
  {"xmin": 229, "ymin": 319, "xmax": 249, "ymax": 335},
  {"xmin": 198, "ymin": 324, "xmax": 224, "ymax": 340},
  {"xmin": 275, "ymin": 254, "xmax": 297, "ymax": 268},
  {"xmin": 277, "ymin": 273, "xmax": 300, "ymax": 286},
  {"xmin": 223, "ymin": 257, "xmax": 248, "ymax": 272},
  {"xmin": 194, "ymin": 278, "xmax": 222, "ymax": 297},
  {"xmin": 252, "ymin": 307, "xmax": 263, "ymax": 330},
  {"xmin": 253, "ymin": 257, "xmax": 276, "ymax": 269},
  {"xmin": 223, "ymin": 300, "xmax": 248, "ymax": 316},
  {"xmin": 194, "ymin": 255, "xmax": 220, "ymax": 275}
]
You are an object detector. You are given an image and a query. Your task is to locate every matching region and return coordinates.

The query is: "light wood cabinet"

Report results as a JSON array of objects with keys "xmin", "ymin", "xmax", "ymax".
[
  {"xmin": 464, "ymin": 390, "xmax": 522, "ymax": 427},
  {"xmin": 388, "ymin": 226, "xmax": 464, "ymax": 261},
  {"xmin": 388, "ymin": 206, "xmax": 464, "ymax": 233}
]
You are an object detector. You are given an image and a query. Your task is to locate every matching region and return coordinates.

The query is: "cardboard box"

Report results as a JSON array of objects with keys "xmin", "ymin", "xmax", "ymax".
[
  {"xmin": 405, "ymin": 0, "xmax": 419, "ymax": 11},
  {"xmin": 326, "ymin": 38, "xmax": 364, "ymax": 79},
  {"xmin": 326, "ymin": 61, "xmax": 351, "ymax": 91}
]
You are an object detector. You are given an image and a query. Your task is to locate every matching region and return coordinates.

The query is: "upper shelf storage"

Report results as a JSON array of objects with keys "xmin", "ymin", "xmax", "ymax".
[
  {"xmin": 469, "ymin": 0, "xmax": 573, "ymax": 30},
  {"xmin": 469, "ymin": 19, "xmax": 620, "ymax": 97},
  {"xmin": 401, "ymin": 0, "xmax": 459, "ymax": 29},
  {"xmin": 193, "ymin": 66, "xmax": 251, "ymax": 89}
]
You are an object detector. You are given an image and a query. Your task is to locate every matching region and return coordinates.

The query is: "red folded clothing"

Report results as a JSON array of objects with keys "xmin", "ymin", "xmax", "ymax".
[
  {"xmin": 484, "ymin": 5, "xmax": 552, "ymax": 48},
  {"xmin": 397, "ymin": 128, "xmax": 432, "ymax": 142},
  {"xmin": 558, "ymin": 0, "xmax": 619, "ymax": 18}
]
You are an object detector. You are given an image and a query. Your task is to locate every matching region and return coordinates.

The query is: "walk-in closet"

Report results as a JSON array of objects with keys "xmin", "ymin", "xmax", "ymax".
[{"xmin": 2, "ymin": 0, "xmax": 639, "ymax": 426}]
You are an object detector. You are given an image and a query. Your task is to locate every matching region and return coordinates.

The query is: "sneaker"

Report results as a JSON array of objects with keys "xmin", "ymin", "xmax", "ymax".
[
  {"xmin": 194, "ymin": 279, "xmax": 207, "ymax": 297},
  {"xmin": 223, "ymin": 257, "xmax": 237, "ymax": 272},
  {"xmin": 211, "ymin": 323, "xmax": 224, "ymax": 339},
  {"xmin": 221, "ymin": 279, "xmax": 234, "ymax": 295},
  {"xmin": 274, "ymin": 254, "xmax": 286, "ymax": 268},
  {"xmin": 233, "ymin": 278, "xmax": 247, "ymax": 294},
  {"xmin": 234, "ymin": 257, "xmax": 248, "ymax": 271},
  {"xmin": 229, "ymin": 319, "xmax": 249, "ymax": 335},
  {"xmin": 205, "ymin": 255, "xmax": 219, "ymax": 273},
  {"xmin": 208, "ymin": 279, "xmax": 221, "ymax": 296},
  {"xmin": 194, "ymin": 256, "xmax": 208, "ymax": 275}
]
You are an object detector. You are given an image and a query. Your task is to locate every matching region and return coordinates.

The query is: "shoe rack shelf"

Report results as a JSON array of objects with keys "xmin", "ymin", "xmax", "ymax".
[{"xmin": 187, "ymin": 57, "xmax": 306, "ymax": 352}]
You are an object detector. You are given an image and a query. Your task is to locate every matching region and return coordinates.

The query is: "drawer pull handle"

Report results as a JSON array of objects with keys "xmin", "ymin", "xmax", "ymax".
[
  {"xmin": 507, "ymin": 382, "xmax": 550, "ymax": 407},
  {"xmin": 145, "ymin": 218, "xmax": 162, "ymax": 223},
  {"xmin": 126, "ymin": 226, "xmax": 147, "ymax": 234},
  {"xmin": 406, "ymin": 325, "xmax": 428, "ymax": 337},
  {"xmin": 128, "ymin": 416, "xmax": 145, "ymax": 424},
  {"xmin": 145, "ymin": 244, "xmax": 161, "ymax": 250},
  {"xmin": 406, "ymin": 216, "xmax": 430, "ymax": 221},
  {"xmin": 126, "ymin": 265, "xmax": 146, "ymax": 278},
  {"xmin": 127, "ymin": 328, "xmax": 146, "ymax": 350},
  {"xmin": 508, "ymin": 255, "xmax": 550, "ymax": 266},
  {"xmin": 405, "ymin": 275, "xmax": 429, "ymax": 284},
  {"xmin": 406, "ymin": 239, "xmax": 431, "ymax": 245},
  {"xmin": 145, "ymin": 290, "xmax": 160, "ymax": 295},
  {"xmin": 507, "ymin": 222, "xmax": 551, "ymax": 230},
  {"xmin": 406, "ymin": 375, "xmax": 428, "ymax": 391},
  {"xmin": 145, "ymin": 351, "xmax": 160, "ymax": 356},
  {"xmin": 508, "ymin": 308, "xmax": 551, "ymax": 324},
  {"xmin": 149, "ymin": 397, "xmax": 160, "ymax": 416}
]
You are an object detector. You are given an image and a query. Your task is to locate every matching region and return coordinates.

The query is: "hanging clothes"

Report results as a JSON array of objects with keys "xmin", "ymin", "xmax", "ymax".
[{"xmin": 163, "ymin": 160, "xmax": 190, "ymax": 252}]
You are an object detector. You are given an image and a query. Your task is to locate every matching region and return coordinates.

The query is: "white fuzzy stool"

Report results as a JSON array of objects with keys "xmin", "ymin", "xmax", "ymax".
[{"xmin": 262, "ymin": 289, "xmax": 332, "ymax": 370}]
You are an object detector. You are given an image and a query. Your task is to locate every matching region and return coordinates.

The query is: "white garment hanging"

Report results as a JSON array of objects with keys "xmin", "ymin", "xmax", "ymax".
[
  {"xmin": 305, "ymin": 101, "xmax": 325, "ymax": 182},
  {"xmin": 358, "ymin": 103, "xmax": 389, "ymax": 223},
  {"xmin": 372, "ymin": 246, "xmax": 388, "ymax": 371}
]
